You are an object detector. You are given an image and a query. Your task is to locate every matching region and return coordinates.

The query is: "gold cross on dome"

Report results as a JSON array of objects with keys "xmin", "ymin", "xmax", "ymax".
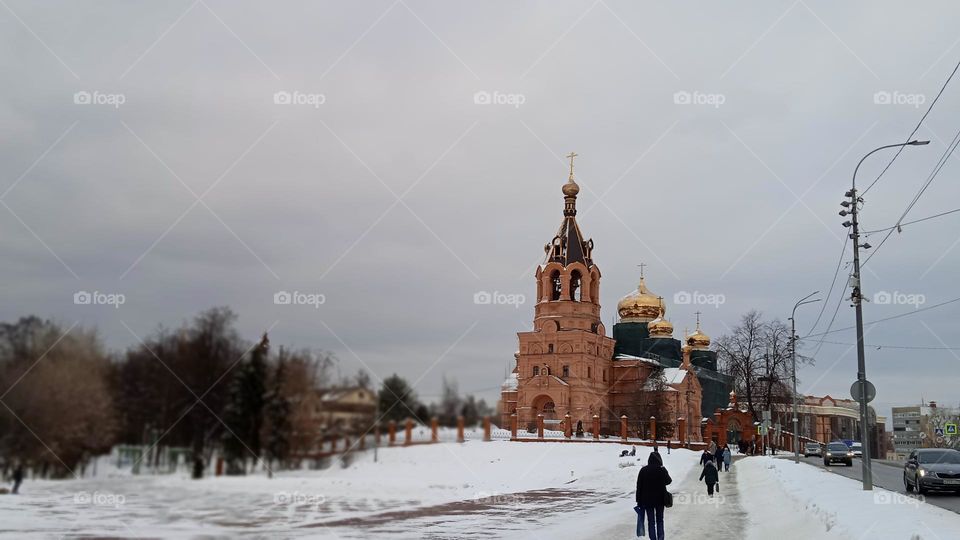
[
  {"xmin": 695, "ymin": 311, "xmax": 702, "ymax": 327},
  {"xmin": 566, "ymin": 152, "xmax": 578, "ymax": 180},
  {"xmin": 636, "ymin": 262, "xmax": 647, "ymax": 278}
]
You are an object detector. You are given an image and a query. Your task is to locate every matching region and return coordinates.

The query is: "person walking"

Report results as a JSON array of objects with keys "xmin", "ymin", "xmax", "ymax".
[
  {"xmin": 11, "ymin": 464, "xmax": 24, "ymax": 494},
  {"xmin": 635, "ymin": 452, "xmax": 672, "ymax": 539},
  {"xmin": 699, "ymin": 459, "xmax": 719, "ymax": 496},
  {"xmin": 699, "ymin": 448, "xmax": 713, "ymax": 466},
  {"xmin": 722, "ymin": 445, "xmax": 732, "ymax": 472},
  {"xmin": 714, "ymin": 444, "xmax": 724, "ymax": 468}
]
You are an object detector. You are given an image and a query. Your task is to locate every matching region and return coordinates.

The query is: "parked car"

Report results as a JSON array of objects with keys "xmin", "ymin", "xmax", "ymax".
[
  {"xmin": 823, "ymin": 442, "xmax": 853, "ymax": 467},
  {"xmin": 904, "ymin": 448, "xmax": 960, "ymax": 494},
  {"xmin": 803, "ymin": 442, "xmax": 822, "ymax": 457},
  {"xmin": 849, "ymin": 442, "xmax": 863, "ymax": 457}
]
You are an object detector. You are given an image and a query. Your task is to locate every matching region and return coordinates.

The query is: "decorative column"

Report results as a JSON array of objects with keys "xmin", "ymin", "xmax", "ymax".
[
  {"xmin": 537, "ymin": 413, "xmax": 545, "ymax": 439},
  {"xmin": 564, "ymin": 413, "xmax": 572, "ymax": 438},
  {"xmin": 649, "ymin": 416, "xmax": 657, "ymax": 442},
  {"xmin": 593, "ymin": 414, "xmax": 600, "ymax": 440},
  {"xmin": 483, "ymin": 416, "xmax": 491, "ymax": 441},
  {"xmin": 620, "ymin": 415, "xmax": 628, "ymax": 442},
  {"xmin": 404, "ymin": 418, "xmax": 413, "ymax": 446},
  {"xmin": 510, "ymin": 413, "xmax": 518, "ymax": 439},
  {"xmin": 457, "ymin": 416, "xmax": 465, "ymax": 443},
  {"xmin": 678, "ymin": 417, "xmax": 686, "ymax": 445},
  {"xmin": 388, "ymin": 420, "xmax": 396, "ymax": 446},
  {"xmin": 431, "ymin": 417, "xmax": 439, "ymax": 443}
]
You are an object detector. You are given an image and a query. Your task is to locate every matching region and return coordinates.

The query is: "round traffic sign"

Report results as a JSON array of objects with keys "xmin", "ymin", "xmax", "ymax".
[{"xmin": 850, "ymin": 380, "xmax": 876, "ymax": 403}]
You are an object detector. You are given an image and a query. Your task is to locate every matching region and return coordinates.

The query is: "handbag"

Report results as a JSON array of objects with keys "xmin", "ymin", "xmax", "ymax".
[{"xmin": 663, "ymin": 491, "xmax": 673, "ymax": 508}]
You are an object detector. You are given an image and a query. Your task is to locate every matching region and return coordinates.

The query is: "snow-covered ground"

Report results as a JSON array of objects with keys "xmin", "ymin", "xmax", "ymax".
[
  {"xmin": 0, "ymin": 440, "xmax": 696, "ymax": 539},
  {"xmin": 3, "ymin": 445, "xmax": 959, "ymax": 539},
  {"xmin": 739, "ymin": 456, "xmax": 960, "ymax": 540}
]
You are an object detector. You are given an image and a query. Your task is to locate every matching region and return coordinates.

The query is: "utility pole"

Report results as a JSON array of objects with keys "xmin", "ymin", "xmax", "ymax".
[
  {"xmin": 791, "ymin": 291, "xmax": 820, "ymax": 464},
  {"xmin": 842, "ymin": 140, "xmax": 929, "ymax": 490}
]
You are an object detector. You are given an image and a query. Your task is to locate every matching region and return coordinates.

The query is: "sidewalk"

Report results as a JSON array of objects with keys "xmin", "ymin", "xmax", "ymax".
[{"xmin": 586, "ymin": 458, "xmax": 746, "ymax": 539}]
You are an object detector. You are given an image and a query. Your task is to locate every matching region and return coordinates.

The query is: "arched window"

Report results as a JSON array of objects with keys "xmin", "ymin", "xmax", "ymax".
[
  {"xmin": 562, "ymin": 365, "xmax": 570, "ymax": 378},
  {"xmin": 547, "ymin": 344, "xmax": 554, "ymax": 354},
  {"xmin": 533, "ymin": 366, "xmax": 540, "ymax": 376},
  {"xmin": 570, "ymin": 270, "xmax": 582, "ymax": 301},
  {"xmin": 550, "ymin": 270, "xmax": 562, "ymax": 301}
]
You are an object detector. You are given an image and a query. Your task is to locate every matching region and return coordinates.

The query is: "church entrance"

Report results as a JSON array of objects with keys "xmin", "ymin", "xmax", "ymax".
[
  {"xmin": 531, "ymin": 395, "xmax": 558, "ymax": 420},
  {"xmin": 727, "ymin": 418, "xmax": 742, "ymax": 445}
]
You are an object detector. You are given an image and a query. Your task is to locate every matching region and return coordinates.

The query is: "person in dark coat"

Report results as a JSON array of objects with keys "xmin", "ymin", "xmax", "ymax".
[
  {"xmin": 636, "ymin": 452, "xmax": 672, "ymax": 540},
  {"xmin": 11, "ymin": 465, "xmax": 24, "ymax": 494},
  {"xmin": 699, "ymin": 459, "xmax": 719, "ymax": 496},
  {"xmin": 714, "ymin": 445, "xmax": 724, "ymax": 468},
  {"xmin": 699, "ymin": 449, "xmax": 713, "ymax": 466}
]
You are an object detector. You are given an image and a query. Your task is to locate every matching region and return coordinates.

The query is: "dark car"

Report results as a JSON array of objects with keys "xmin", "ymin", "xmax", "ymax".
[
  {"xmin": 823, "ymin": 442, "xmax": 853, "ymax": 467},
  {"xmin": 904, "ymin": 448, "xmax": 960, "ymax": 494}
]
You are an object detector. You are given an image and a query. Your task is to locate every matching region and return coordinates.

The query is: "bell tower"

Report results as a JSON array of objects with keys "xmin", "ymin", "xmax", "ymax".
[{"xmin": 509, "ymin": 155, "xmax": 617, "ymax": 432}]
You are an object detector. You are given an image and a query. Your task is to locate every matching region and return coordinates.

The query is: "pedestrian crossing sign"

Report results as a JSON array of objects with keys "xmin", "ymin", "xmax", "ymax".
[
  {"xmin": 947, "ymin": 423, "xmax": 958, "ymax": 436},
  {"xmin": 935, "ymin": 427, "xmax": 945, "ymax": 437}
]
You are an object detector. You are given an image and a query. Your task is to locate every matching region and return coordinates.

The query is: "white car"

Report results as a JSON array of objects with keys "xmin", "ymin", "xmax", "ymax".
[{"xmin": 849, "ymin": 442, "xmax": 863, "ymax": 457}]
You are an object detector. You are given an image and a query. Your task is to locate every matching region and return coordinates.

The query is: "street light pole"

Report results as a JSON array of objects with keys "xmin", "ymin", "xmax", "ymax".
[
  {"xmin": 790, "ymin": 291, "xmax": 820, "ymax": 464},
  {"xmin": 843, "ymin": 140, "xmax": 929, "ymax": 490}
]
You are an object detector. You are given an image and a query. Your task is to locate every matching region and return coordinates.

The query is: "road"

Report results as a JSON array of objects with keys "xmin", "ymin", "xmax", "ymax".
[{"xmin": 796, "ymin": 455, "xmax": 960, "ymax": 514}]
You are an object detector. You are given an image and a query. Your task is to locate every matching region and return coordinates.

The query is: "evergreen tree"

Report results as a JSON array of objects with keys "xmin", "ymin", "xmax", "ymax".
[
  {"xmin": 221, "ymin": 333, "xmax": 269, "ymax": 475},
  {"xmin": 378, "ymin": 374, "xmax": 421, "ymax": 424},
  {"xmin": 263, "ymin": 354, "xmax": 291, "ymax": 478}
]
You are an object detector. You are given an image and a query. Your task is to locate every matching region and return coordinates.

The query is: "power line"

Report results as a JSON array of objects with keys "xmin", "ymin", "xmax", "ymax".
[
  {"xmin": 863, "ymin": 206, "xmax": 960, "ymax": 234},
  {"xmin": 804, "ymin": 295, "xmax": 960, "ymax": 338},
  {"xmin": 807, "ymin": 235, "xmax": 849, "ymax": 335},
  {"xmin": 862, "ymin": 57, "xmax": 960, "ymax": 197},
  {"xmin": 800, "ymin": 338, "xmax": 960, "ymax": 351},
  {"xmin": 862, "ymin": 127, "xmax": 960, "ymax": 267}
]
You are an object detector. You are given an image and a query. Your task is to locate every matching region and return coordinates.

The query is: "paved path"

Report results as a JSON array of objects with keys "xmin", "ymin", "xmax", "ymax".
[
  {"xmin": 798, "ymin": 456, "xmax": 960, "ymax": 514},
  {"xmin": 587, "ymin": 458, "xmax": 746, "ymax": 539}
]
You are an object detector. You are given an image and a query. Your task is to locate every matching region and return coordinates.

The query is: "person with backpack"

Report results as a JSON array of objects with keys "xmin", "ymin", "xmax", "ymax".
[{"xmin": 635, "ymin": 452, "xmax": 672, "ymax": 539}]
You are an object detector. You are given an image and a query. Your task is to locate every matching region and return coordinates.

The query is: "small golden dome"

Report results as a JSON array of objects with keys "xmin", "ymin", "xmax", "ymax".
[
  {"xmin": 686, "ymin": 323, "xmax": 711, "ymax": 349},
  {"xmin": 648, "ymin": 312, "xmax": 673, "ymax": 338},
  {"xmin": 562, "ymin": 179, "xmax": 580, "ymax": 197},
  {"xmin": 617, "ymin": 277, "xmax": 665, "ymax": 322}
]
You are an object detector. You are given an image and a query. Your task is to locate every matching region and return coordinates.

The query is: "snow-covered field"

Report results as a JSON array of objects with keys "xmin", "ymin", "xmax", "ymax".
[
  {"xmin": 0, "ymin": 441, "xmax": 697, "ymax": 539},
  {"xmin": 739, "ymin": 456, "xmax": 960, "ymax": 540},
  {"xmin": 3, "ymin": 445, "xmax": 959, "ymax": 539}
]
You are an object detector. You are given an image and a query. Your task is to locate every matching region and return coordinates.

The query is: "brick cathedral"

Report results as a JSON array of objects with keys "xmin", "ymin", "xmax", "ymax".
[{"xmin": 498, "ymin": 158, "xmax": 732, "ymax": 441}]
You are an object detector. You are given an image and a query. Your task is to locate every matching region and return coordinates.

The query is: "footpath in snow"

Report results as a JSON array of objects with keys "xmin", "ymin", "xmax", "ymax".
[{"xmin": 739, "ymin": 456, "xmax": 960, "ymax": 540}]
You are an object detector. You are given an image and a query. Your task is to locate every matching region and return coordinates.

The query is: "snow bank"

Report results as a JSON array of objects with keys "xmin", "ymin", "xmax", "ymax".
[{"xmin": 739, "ymin": 457, "xmax": 960, "ymax": 540}]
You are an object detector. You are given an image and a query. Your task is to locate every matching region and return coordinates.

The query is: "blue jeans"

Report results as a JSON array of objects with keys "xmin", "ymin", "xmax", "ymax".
[{"xmin": 638, "ymin": 504, "xmax": 664, "ymax": 539}]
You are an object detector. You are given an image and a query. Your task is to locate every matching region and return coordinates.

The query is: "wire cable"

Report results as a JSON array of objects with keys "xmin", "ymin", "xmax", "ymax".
[
  {"xmin": 862, "ymin": 57, "xmax": 960, "ymax": 197},
  {"xmin": 863, "ymin": 206, "xmax": 960, "ymax": 234},
  {"xmin": 804, "ymin": 295, "xmax": 960, "ymax": 338},
  {"xmin": 806, "ymin": 234, "xmax": 849, "ymax": 336}
]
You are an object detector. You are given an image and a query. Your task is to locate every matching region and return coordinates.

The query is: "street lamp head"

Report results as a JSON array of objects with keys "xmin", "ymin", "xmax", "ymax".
[
  {"xmin": 845, "ymin": 189, "xmax": 856, "ymax": 198},
  {"xmin": 840, "ymin": 200, "xmax": 851, "ymax": 208},
  {"xmin": 908, "ymin": 140, "xmax": 930, "ymax": 146},
  {"xmin": 839, "ymin": 210, "xmax": 848, "ymax": 216},
  {"xmin": 842, "ymin": 221, "xmax": 852, "ymax": 228}
]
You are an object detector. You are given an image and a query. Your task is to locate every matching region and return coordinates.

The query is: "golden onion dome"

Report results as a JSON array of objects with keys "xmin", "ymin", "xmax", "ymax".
[
  {"xmin": 562, "ymin": 178, "xmax": 580, "ymax": 197},
  {"xmin": 617, "ymin": 277, "xmax": 665, "ymax": 322},
  {"xmin": 648, "ymin": 312, "xmax": 674, "ymax": 338},
  {"xmin": 686, "ymin": 323, "xmax": 711, "ymax": 349}
]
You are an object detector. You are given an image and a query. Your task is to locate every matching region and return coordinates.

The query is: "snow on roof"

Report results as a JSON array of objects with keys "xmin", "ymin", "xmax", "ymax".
[
  {"xmin": 614, "ymin": 354, "xmax": 662, "ymax": 366},
  {"xmin": 662, "ymin": 368, "xmax": 687, "ymax": 385},
  {"xmin": 501, "ymin": 372, "xmax": 518, "ymax": 390}
]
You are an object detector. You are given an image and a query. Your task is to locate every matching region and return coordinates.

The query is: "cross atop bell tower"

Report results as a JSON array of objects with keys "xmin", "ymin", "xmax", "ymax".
[{"xmin": 566, "ymin": 151, "xmax": 578, "ymax": 180}]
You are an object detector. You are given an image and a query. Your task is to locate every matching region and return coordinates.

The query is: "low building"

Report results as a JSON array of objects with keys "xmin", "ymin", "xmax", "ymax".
[
  {"xmin": 891, "ymin": 401, "xmax": 959, "ymax": 458},
  {"xmin": 312, "ymin": 387, "xmax": 377, "ymax": 438}
]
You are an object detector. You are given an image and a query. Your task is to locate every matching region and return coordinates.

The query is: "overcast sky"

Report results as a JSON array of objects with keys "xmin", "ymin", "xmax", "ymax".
[{"xmin": 3, "ymin": 1, "xmax": 960, "ymax": 422}]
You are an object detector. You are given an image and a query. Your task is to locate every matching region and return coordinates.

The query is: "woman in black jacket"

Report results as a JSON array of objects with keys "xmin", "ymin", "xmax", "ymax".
[{"xmin": 635, "ymin": 452, "xmax": 672, "ymax": 540}]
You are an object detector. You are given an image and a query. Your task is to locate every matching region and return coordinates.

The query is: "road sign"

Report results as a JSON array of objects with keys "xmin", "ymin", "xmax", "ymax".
[
  {"xmin": 850, "ymin": 380, "xmax": 876, "ymax": 403},
  {"xmin": 947, "ymin": 423, "xmax": 958, "ymax": 436},
  {"xmin": 935, "ymin": 427, "xmax": 945, "ymax": 437}
]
